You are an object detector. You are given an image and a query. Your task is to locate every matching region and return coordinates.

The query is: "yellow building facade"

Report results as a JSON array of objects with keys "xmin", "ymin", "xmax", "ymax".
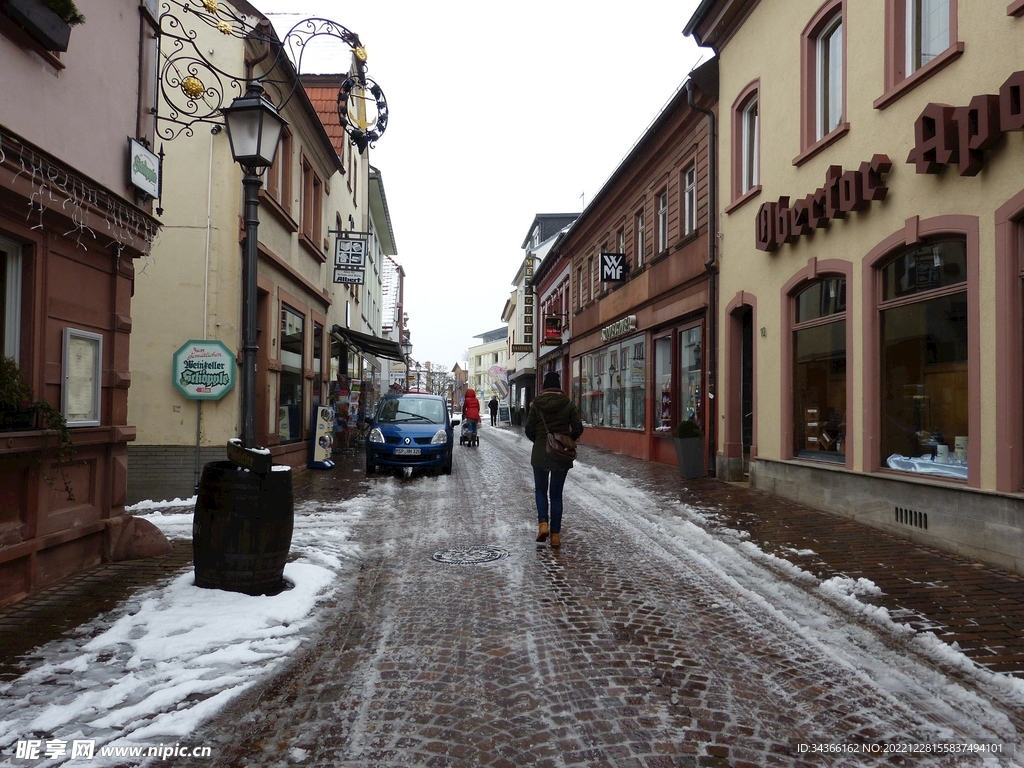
[{"xmin": 686, "ymin": 1, "xmax": 1024, "ymax": 572}]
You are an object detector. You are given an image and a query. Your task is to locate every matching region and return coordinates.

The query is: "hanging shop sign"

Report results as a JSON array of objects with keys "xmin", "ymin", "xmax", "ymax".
[
  {"xmin": 128, "ymin": 138, "xmax": 160, "ymax": 200},
  {"xmin": 600, "ymin": 252, "xmax": 627, "ymax": 282},
  {"xmin": 522, "ymin": 257, "xmax": 535, "ymax": 344},
  {"xmin": 755, "ymin": 155, "xmax": 891, "ymax": 252},
  {"xmin": 333, "ymin": 235, "xmax": 367, "ymax": 284},
  {"xmin": 907, "ymin": 70, "xmax": 1024, "ymax": 176},
  {"xmin": 172, "ymin": 339, "xmax": 236, "ymax": 400},
  {"xmin": 510, "ymin": 344, "xmax": 533, "ymax": 354},
  {"xmin": 601, "ymin": 315, "xmax": 637, "ymax": 343},
  {"xmin": 543, "ymin": 315, "xmax": 563, "ymax": 344}
]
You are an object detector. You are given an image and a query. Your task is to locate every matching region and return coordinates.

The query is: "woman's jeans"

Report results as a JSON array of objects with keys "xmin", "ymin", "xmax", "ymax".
[{"xmin": 534, "ymin": 466, "xmax": 569, "ymax": 533}]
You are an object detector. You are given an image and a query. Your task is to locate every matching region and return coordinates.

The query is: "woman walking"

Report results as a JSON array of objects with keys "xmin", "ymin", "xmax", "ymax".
[{"xmin": 525, "ymin": 372, "xmax": 584, "ymax": 548}]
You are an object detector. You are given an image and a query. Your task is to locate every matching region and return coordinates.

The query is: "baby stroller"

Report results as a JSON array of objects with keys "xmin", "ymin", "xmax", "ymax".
[{"xmin": 459, "ymin": 418, "xmax": 479, "ymax": 447}]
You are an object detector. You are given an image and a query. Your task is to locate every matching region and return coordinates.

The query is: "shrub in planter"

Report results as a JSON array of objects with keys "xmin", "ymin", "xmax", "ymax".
[
  {"xmin": 0, "ymin": 355, "xmax": 75, "ymax": 499},
  {"xmin": 672, "ymin": 419, "xmax": 705, "ymax": 479}
]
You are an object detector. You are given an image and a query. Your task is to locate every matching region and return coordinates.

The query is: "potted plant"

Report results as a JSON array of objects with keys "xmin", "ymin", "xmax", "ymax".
[
  {"xmin": 672, "ymin": 418, "xmax": 705, "ymax": 479},
  {"xmin": 1, "ymin": 0, "xmax": 85, "ymax": 52},
  {"xmin": 0, "ymin": 355, "xmax": 75, "ymax": 499}
]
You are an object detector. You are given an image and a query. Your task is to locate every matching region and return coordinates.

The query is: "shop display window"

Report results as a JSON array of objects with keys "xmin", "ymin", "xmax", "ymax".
[
  {"xmin": 655, "ymin": 336, "xmax": 672, "ymax": 432},
  {"xmin": 793, "ymin": 278, "xmax": 846, "ymax": 461},
  {"xmin": 879, "ymin": 240, "xmax": 968, "ymax": 477},
  {"xmin": 680, "ymin": 326, "xmax": 703, "ymax": 426},
  {"xmin": 578, "ymin": 334, "xmax": 645, "ymax": 430},
  {"xmin": 279, "ymin": 305, "xmax": 305, "ymax": 443}
]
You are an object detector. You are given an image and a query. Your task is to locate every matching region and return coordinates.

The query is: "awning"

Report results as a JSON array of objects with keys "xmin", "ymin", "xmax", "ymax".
[{"xmin": 331, "ymin": 325, "xmax": 405, "ymax": 362}]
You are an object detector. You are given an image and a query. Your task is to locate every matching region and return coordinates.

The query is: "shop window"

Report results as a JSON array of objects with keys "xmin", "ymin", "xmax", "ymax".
[
  {"xmin": 0, "ymin": 236, "xmax": 23, "ymax": 362},
  {"xmin": 577, "ymin": 334, "xmax": 645, "ymax": 430},
  {"xmin": 657, "ymin": 190, "xmax": 668, "ymax": 253},
  {"xmin": 682, "ymin": 164, "xmax": 697, "ymax": 236},
  {"xmin": 680, "ymin": 326, "xmax": 703, "ymax": 427},
  {"xmin": 878, "ymin": 240, "xmax": 967, "ymax": 476},
  {"xmin": 793, "ymin": 277, "xmax": 846, "ymax": 461},
  {"xmin": 279, "ymin": 305, "xmax": 305, "ymax": 443},
  {"xmin": 312, "ymin": 321, "xmax": 323, "ymax": 406},
  {"xmin": 655, "ymin": 335, "xmax": 672, "ymax": 432}
]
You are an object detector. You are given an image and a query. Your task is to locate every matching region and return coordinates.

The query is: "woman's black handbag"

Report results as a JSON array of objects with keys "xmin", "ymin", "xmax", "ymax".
[{"xmin": 539, "ymin": 410, "xmax": 577, "ymax": 465}]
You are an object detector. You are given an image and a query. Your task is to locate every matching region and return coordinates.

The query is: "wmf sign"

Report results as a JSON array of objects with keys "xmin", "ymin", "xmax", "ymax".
[
  {"xmin": 333, "ymin": 237, "xmax": 367, "ymax": 284},
  {"xmin": 600, "ymin": 252, "xmax": 627, "ymax": 283}
]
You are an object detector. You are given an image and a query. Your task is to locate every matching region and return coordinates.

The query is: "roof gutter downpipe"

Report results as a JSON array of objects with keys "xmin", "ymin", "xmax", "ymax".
[{"xmin": 686, "ymin": 79, "xmax": 718, "ymax": 478}]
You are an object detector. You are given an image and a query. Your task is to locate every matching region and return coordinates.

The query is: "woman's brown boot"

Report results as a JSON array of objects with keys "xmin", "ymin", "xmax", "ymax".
[
  {"xmin": 550, "ymin": 533, "xmax": 561, "ymax": 548},
  {"xmin": 536, "ymin": 522, "xmax": 549, "ymax": 542}
]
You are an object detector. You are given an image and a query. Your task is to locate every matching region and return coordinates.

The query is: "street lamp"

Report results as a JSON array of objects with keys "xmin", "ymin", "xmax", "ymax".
[
  {"xmin": 222, "ymin": 81, "xmax": 287, "ymax": 449},
  {"xmin": 400, "ymin": 337, "xmax": 412, "ymax": 392}
]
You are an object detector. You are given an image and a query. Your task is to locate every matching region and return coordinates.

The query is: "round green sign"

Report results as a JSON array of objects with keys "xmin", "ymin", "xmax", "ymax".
[{"xmin": 172, "ymin": 340, "xmax": 236, "ymax": 400}]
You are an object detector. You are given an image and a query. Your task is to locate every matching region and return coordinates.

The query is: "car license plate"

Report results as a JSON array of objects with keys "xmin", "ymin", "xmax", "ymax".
[{"xmin": 394, "ymin": 447, "xmax": 421, "ymax": 456}]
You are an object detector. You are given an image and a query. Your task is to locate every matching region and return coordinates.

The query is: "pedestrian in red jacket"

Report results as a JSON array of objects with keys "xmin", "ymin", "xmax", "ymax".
[{"xmin": 462, "ymin": 388, "xmax": 481, "ymax": 436}]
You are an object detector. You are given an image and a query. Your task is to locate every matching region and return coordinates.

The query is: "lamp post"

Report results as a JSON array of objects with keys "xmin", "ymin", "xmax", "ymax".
[
  {"xmin": 222, "ymin": 81, "xmax": 287, "ymax": 450},
  {"xmin": 400, "ymin": 337, "xmax": 412, "ymax": 392}
]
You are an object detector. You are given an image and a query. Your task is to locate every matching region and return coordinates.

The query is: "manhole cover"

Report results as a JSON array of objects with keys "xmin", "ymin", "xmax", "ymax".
[{"xmin": 432, "ymin": 546, "xmax": 509, "ymax": 565}]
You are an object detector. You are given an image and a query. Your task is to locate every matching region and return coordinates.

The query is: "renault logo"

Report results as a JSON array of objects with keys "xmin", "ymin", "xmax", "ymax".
[{"xmin": 404, "ymin": 437, "xmax": 411, "ymax": 445}]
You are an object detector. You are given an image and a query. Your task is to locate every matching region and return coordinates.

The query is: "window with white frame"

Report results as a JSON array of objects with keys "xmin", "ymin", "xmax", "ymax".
[
  {"xmin": 683, "ymin": 165, "xmax": 697, "ymax": 235},
  {"xmin": 635, "ymin": 209, "xmax": 646, "ymax": 268},
  {"xmin": 657, "ymin": 191, "xmax": 668, "ymax": 253},
  {"xmin": 0, "ymin": 236, "xmax": 22, "ymax": 363},
  {"xmin": 817, "ymin": 14, "xmax": 843, "ymax": 139},
  {"xmin": 906, "ymin": 0, "xmax": 949, "ymax": 74},
  {"xmin": 741, "ymin": 96, "xmax": 760, "ymax": 193}
]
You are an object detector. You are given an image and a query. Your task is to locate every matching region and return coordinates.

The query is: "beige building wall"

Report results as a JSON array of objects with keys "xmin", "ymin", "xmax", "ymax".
[
  {"xmin": 129, "ymin": 4, "xmax": 364, "ymax": 501},
  {"xmin": 702, "ymin": 1, "xmax": 1024, "ymax": 571}
]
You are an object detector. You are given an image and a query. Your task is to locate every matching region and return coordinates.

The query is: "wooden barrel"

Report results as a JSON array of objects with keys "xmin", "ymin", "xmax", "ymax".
[{"xmin": 193, "ymin": 461, "xmax": 294, "ymax": 595}]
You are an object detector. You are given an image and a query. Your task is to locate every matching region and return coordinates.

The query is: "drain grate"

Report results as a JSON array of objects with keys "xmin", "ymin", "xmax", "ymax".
[{"xmin": 432, "ymin": 546, "xmax": 509, "ymax": 565}]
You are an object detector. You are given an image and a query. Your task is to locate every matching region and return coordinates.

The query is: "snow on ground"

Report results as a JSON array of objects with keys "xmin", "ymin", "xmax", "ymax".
[{"xmin": 0, "ymin": 497, "xmax": 369, "ymax": 767}]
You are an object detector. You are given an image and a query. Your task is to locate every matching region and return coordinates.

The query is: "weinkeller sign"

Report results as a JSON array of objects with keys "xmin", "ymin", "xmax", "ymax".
[{"xmin": 173, "ymin": 340, "xmax": 236, "ymax": 400}]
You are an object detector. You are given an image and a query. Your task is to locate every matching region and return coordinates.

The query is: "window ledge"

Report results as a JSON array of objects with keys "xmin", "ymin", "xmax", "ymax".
[
  {"xmin": 724, "ymin": 185, "xmax": 761, "ymax": 215},
  {"xmin": 677, "ymin": 231, "xmax": 701, "ymax": 249},
  {"xmin": 793, "ymin": 123, "xmax": 850, "ymax": 167},
  {"xmin": 299, "ymin": 233, "xmax": 326, "ymax": 263},
  {"xmin": 1010, "ymin": 0, "xmax": 1024, "ymax": 15},
  {"xmin": 258, "ymin": 190, "xmax": 297, "ymax": 232},
  {"xmin": 873, "ymin": 43, "xmax": 965, "ymax": 110},
  {"xmin": 649, "ymin": 250, "xmax": 671, "ymax": 267}
]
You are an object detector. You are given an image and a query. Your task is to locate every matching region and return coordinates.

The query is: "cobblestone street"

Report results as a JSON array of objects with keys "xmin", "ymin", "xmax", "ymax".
[{"xmin": 186, "ymin": 426, "xmax": 1024, "ymax": 768}]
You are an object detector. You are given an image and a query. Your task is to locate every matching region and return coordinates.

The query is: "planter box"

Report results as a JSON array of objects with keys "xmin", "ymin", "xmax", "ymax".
[
  {"xmin": 1, "ymin": 0, "xmax": 72, "ymax": 51},
  {"xmin": 673, "ymin": 437, "xmax": 705, "ymax": 479}
]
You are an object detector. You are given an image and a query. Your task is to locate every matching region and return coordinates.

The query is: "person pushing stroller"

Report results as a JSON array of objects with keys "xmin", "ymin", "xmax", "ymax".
[{"xmin": 461, "ymin": 388, "xmax": 481, "ymax": 446}]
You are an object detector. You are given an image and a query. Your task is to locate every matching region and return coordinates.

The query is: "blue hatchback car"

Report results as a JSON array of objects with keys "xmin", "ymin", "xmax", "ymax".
[{"xmin": 365, "ymin": 393, "xmax": 459, "ymax": 476}]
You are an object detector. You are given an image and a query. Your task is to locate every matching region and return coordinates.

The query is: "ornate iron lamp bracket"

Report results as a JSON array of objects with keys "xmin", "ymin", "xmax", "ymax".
[{"xmin": 156, "ymin": 1, "xmax": 387, "ymax": 152}]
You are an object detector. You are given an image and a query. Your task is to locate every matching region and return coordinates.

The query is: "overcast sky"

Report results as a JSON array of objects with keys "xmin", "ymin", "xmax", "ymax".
[{"xmin": 254, "ymin": 1, "xmax": 706, "ymax": 367}]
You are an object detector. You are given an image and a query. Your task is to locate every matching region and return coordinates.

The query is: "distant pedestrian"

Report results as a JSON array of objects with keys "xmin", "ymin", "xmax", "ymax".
[
  {"xmin": 488, "ymin": 396, "xmax": 499, "ymax": 426},
  {"xmin": 524, "ymin": 372, "xmax": 584, "ymax": 548}
]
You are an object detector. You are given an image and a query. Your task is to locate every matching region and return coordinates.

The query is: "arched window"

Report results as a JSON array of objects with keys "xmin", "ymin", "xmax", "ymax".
[{"xmin": 793, "ymin": 277, "xmax": 846, "ymax": 460}]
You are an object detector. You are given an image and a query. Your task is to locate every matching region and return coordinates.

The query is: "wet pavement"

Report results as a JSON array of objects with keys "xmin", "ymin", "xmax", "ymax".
[{"xmin": 3, "ymin": 425, "xmax": 1024, "ymax": 766}]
